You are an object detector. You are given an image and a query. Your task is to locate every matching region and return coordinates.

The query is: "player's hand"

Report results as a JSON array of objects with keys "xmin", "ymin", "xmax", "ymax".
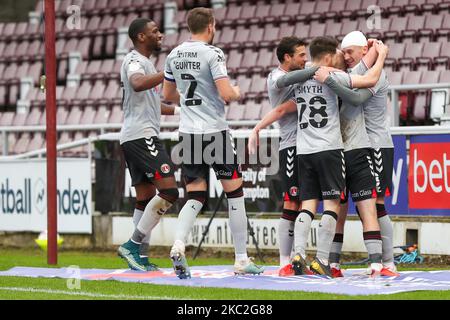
[
  {"xmin": 374, "ymin": 41, "xmax": 389, "ymax": 58},
  {"xmin": 313, "ymin": 67, "xmax": 331, "ymax": 83},
  {"xmin": 232, "ymin": 85, "xmax": 241, "ymax": 100},
  {"xmin": 367, "ymin": 38, "xmax": 378, "ymax": 48},
  {"xmin": 248, "ymin": 128, "xmax": 259, "ymax": 155}
]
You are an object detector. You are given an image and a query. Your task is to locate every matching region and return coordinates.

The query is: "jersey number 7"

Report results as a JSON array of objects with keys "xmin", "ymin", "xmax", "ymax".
[{"xmin": 181, "ymin": 73, "xmax": 202, "ymax": 106}]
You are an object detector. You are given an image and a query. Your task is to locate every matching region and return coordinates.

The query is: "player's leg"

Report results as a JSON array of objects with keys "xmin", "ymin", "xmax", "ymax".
[
  {"xmin": 220, "ymin": 177, "xmax": 264, "ymax": 275},
  {"xmin": 119, "ymin": 137, "xmax": 179, "ymax": 271},
  {"xmin": 218, "ymin": 130, "xmax": 263, "ymax": 275},
  {"xmin": 348, "ymin": 148, "xmax": 394, "ymax": 276},
  {"xmin": 170, "ymin": 133, "xmax": 209, "ymax": 279},
  {"xmin": 373, "ymin": 147, "xmax": 396, "ymax": 272},
  {"xmin": 278, "ymin": 147, "xmax": 301, "ymax": 274},
  {"xmin": 309, "ymin": 150, "xmax": 346, "ymax": 277},
  {"xmin": 291, "ymin": 154, "xmax": 318, "ymax": 275},
  {"xmin": 133, "ymin": 182, "xmax": 156, "ymax": 267},
  {"xmin": 329, "ymin": 200, "xmax": 348, "ymax": 277},
  {"xmin": 278, "ymin": 199, "xmax": 300, "ymax": 276}
]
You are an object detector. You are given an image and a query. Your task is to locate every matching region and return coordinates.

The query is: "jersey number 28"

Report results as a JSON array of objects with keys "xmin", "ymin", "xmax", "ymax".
[{"xmin": 297, "ymin": 96, "xmax": 328, "ymax": 129}]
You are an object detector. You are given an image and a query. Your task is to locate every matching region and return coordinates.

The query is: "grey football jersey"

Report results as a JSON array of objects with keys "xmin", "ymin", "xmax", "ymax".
[
  {"xmin": 164, "ymin": 40, "xmax": 229, "ymax": 134},
  {"xmin": 119, "ymin": 50, "xmax": 162, "ymax": 145},
  {"xmin": 350, "ymin": 61, "xmax": 394, "ymax": 148},
  {"xmin": 294, "ymin": 76, "xmax": 343, "ymax": 154},
  {"xmin": 267, "ymin": 67, "xmax": 297, "ymax": 150},
  {"xmin": 330, "ymin": 71, "xmax": 371, "ymax": 152}
]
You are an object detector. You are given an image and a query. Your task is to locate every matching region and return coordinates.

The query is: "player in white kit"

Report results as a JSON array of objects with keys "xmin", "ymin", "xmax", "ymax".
[
  {"xmin": 163, "ymin": 8, "xmax": 264, "ymax": 279},
  {"xmin": 117, "ymin": 18, "xmax": 180, "ymax": 271}
]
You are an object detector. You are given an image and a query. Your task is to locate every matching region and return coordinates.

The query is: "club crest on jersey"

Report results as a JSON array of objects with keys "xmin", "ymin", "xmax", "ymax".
[
  {"xmin": 161, "ymin": 164, "xmax": 171, "ymax": 174},
  {"xmin": 289, "ymin": 186, "xmax": 299, "ymax": 197}
]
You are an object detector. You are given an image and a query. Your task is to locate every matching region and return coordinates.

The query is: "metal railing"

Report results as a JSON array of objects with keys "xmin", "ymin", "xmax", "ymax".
[{"xmin": 1, "ymin": 83, "xmax": 450, "ymax": 158}]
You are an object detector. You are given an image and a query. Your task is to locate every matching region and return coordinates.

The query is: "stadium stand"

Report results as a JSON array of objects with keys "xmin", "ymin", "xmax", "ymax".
[{"xmin": 0, "ymin": 0, "xmax": 449, "ymax": 156}]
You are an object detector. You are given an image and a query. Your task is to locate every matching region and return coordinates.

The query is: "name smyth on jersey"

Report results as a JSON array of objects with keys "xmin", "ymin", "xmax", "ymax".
[
  {"xmin": 174, "ymin": 60, "xmax": 201, "ymax": 70},
  {"xmin": 297, "ymin": 85, "xmax": 323, "ymax": 94}
]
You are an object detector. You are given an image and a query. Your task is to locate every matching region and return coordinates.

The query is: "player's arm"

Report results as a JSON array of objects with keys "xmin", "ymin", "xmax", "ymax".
[
  {"xmin": 160, "ymin": 102, "xmax": 180, "ymax": 115},
  {"xmin": 129, "ymin": 71, "xmax": 164, "ymax": 92},
  {"xmin": 248, "ymin": 100, "xmax": 297, "ymax": 154},
  {"xmin": 162, "ymin": 55, "xmax": 180, "ymax": 104},
  {"xmin": 162, "ymin": 79, "xmax": 180, "ymax": 104},
  {"xmin": 314, "ymin": 69, "xmax": 372, "ymax": 106},
  {"xmin": 275, "ymin": 66, "xmax": 319, "ymax": 88},
  {"xmin": 360, "ymin": 39, "xmax": 381, "ymax": 69},
  {"xmin": 351, "ymin": 42, "xmax": 389, "ymax": 88},
  {"xmin": 216, "ymin": 78, "xmax": 241, "ymax": 103}
]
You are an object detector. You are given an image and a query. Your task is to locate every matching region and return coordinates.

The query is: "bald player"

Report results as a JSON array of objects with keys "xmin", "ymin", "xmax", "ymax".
[{"xmin": 321, "ymin": 31, "xmax": 398, "ymax": 277}]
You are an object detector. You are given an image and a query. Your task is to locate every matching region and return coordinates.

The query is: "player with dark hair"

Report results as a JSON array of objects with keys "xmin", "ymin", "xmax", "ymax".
[
  {"xmin": 117, "ymin": 18, "xmax": 180, "ymax": 271},
  {"xmin": 163, "ymin": 8, "xmax": 264, "ymax": 279},
  {"xmin": 250, "ymin": 36, "xmax": 389, "ymax": 277},
  {"xmin": 250, "ymin": 36, "xmax": 308, "ymax": 276}
]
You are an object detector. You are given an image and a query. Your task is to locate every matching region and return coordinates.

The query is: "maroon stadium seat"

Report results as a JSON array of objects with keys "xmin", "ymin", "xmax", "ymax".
[
  {"xmin": 80, "ymin": 104, "xmax": 96, "ymax": 124},
  {"xmin": 280, "ymin": 2, "xmax": 301, "ymax": 24},
  {"xmin": 403, "ymin": 70, "xmax": 423, "ymax": 85},
  {"xmin": 65, "ymin": 105, "xmax": 83, "ymax": 125},
  {"xmin": 27, "ymin": 133, "xmax": 44, "ymax": 152},
  {"xmin": 398, "ymin": 42, "xmax": 424, "ymax": 71},
  {"xmin": 0, "ymin": 112, "xmax": 14, "ymax": 126},
  {"xmin": 384, "ymin": 16, "xmax": 408, "ymax": 42},
  {"xmin": 421, "ymin": 70, "xmax": 440, "ymax": 84},
  {"xmin": 339, "ymin": 20, "xmax": 359, "ymax": 41},
  {"xmin": 108, "ymin": 104, "xmax": 123, "ymax": 123},
  {"xmin": 25, "ymin": 106, "xmax": 43, "ymax": 126},
  {"xmin": 243, "ymin": 100, "xmax": 262, "ymax": 120},
  {"xmin": 308, "ymin": 21, "xmax": 326, "ymax": 39},
  {"xmin": 439, "ymin": 70, "xmax": 450, "ymax": 83},
  {"xmin": 57, "ymin": 106, "xmax": 69, "ymax": 125},
  {"xmin": 88, "ymin": 80, "xmax": 106, "ymax": 100},
  {"xmin": 325, "ymin": 20, "xmax": 343, "ymax": 38},
  {"xmin": 13, "ymin": 132, "xmax": 31, "ymax": 154},
  {"xmin": 401, "ymin": 15, "xmax": 425, "ymax": 43},
  {"xmin": 264, "ymin": 3, "xmax": 286, "ymax": 24},
  {"xmin": 293, "ymin": 22, "xmax": 310, "ymax": 41},
  {"xmin": 386, "ymin": 69, "xmax": 403, "ymax": 85},
  {"xmin": 325, "ymin": 0, "xmax": 347, "ymax": 20},
  {"xmin": 94, "ymin": 104, "xmax": 111, "ymax": 124},
  {"xmin": 226, "ymin": 101, "xmax": 245, "ymax": 121},
  {"xmin": 416, "ymin": 41, "xmax": 441, "ymax": 71},
  {"xmin": 240, "ymin": 49, "xmax": 259, "ymax": 75},
  {"xmin": 419, "ymin": 13, "xmax": 444, "ymax": 42}
]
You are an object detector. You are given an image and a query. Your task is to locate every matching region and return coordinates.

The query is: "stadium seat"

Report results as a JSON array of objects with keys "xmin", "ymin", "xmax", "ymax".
[
  {"xmin": 94, "ymin": 104, "xmax": 111, "ymax": 124},
  {"xmin": 279, "ymin": 2, "xmax": 301, "ymax": 24},
  {"xmin": 108, "ymin": 104, "xmax": 123, "ymax": 123},
  {"xmin": 13, "ymin": 132, "xmax": 31, "ymax": 154},
  {"xmin": 325, "ymin": 20, "xmax": 343, "ymax": 38},
  {"xmin": 384, "ymin": 16, "xmax": 408, "ymax": 42},
  {"xmin": 25, "ymin": 106, "xmax": 43, "ymax": 126},
  {"xmin": 325, "ymin": 0, "xmax": 346, "ymax": 20},
  {"xmin": 0, "ymin": 112, "xmax": 15, "ymax": 126},
  {"xmin": 416, "ymin": 42, "xmax": 441, "ymax": 71},
  {"xmin": 402, "ymin": 15, "xmax": 425, "ymax": 43},
  {"xmin": 418, "ymin": 13, "xmax": 444, "ymax": 42},
  {"xmin": 398, "ymin": 42, "xmax": 424, "ymax": 72},
  {"xmin": 226, "ymin": 101, "xmax": 245, "ymax": 121},
  {"xmin": 421, "ymin": 71, "xmax": 440, "ymax": 84},
  {"xmin": 293, "ymin": 22, "xmax": 310, "ymax": 41},
  {"xmin": 243, "ymin": 100, "xmax": 262, "ymax": 120},
  {"xmin": 27, "ymin": 132, "xmax": 44, "ymax": 152}
]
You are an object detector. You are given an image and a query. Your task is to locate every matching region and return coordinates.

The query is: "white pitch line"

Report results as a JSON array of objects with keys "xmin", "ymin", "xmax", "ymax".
[{"xmin": 0, "ymin": 286, "xmax": 188, "ymax": 300}]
